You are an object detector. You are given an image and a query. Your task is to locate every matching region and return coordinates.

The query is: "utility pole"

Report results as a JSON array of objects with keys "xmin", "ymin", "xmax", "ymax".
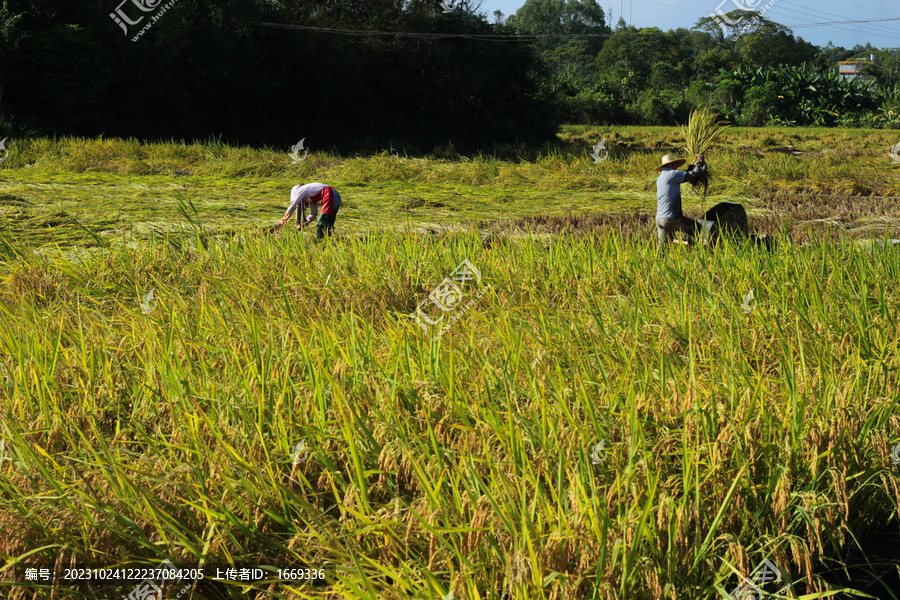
[{"xmin": 629, "ymin": 0, "xmax": 632, "ymax": 25}]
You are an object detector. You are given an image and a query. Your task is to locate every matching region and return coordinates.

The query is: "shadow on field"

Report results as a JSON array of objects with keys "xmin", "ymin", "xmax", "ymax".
[
  {"xmin": 477, "ymin": 211, "xmax": 796, "ymax": 245},
  {"xmin": 477, "ymin": 193, "xmax": 900, "ymax": 247},
  {"xmin": 819, "ymin": 520, "xmax": 900, "ymax": 600},
  {"xmin": 11, "ymin": 573, "xmax": 326, "ymax": 599}
]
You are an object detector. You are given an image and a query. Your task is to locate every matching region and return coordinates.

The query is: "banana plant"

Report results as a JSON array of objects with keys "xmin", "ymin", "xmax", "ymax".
[{"xmin": 718, "ymin": 61, "xmax": 882, "ymax": 127}]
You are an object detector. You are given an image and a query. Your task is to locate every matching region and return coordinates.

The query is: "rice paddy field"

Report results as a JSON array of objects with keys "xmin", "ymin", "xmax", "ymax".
[{"xmin": 2, "ymin": 127, "xmax": 900, "ymax": 600}]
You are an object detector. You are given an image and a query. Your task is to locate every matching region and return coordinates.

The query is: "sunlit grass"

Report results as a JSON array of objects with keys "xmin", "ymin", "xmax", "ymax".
[
  {"xmin": 1, "ymin": 224, "xmax": 899, "ymax": 599},
  {"xmin": 1, "ymin": 129, "xmax": 899, "ymax": 249},
  {"xmin": 1, "ymin": 132, "xmax": 899, "ymax": 598}
]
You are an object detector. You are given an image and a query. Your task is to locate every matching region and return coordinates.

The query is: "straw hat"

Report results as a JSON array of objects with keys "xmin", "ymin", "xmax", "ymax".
[{"xmin": 655, "ymin": 154, "xmax": 686, "ymax": 172}]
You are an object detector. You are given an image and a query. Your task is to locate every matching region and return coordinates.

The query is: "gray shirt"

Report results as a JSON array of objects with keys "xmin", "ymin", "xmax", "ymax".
[
  {"xmin": 656, "ymin": 159, "xmax": 706, "ymax": 219},
  {"xmin": 656, "ymin": 168, "xmax": 687, "ymax": 219}
]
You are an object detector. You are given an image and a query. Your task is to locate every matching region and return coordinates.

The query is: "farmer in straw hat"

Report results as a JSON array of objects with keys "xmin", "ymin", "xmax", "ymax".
[
  {"xmin": 655, "ymin": 154, "xmax": 706, "ymax": 250},
  {"xmin": 279, "ymin": 182, "xmax": 342, "ymax": 239}
]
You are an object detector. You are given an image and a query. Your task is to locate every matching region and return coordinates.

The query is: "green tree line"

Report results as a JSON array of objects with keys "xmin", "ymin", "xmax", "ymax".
[
  {"xmin": 0, "ymin": 0, "xmax": 898, "ymax": 152},
  {"xmin": 510, "ymin": 2, "xmax": 899, "ymax": 128},
  {"xmin": 0, "ymin": 0, "xmax": 556, "ymax": 151}
]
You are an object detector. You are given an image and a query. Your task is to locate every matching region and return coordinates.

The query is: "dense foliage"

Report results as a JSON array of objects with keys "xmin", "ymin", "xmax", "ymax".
[
  {"xmin": 715, "ymin": 63, "xmax": 899, "ymax": 128},
  {"xmin": 533, "ymin": 5, "xmax": 899, "ymax": 128},
  {"xmin": 0, "ymin": 0, "xmax": 898, "ymax": 150},
  {"xmin": 0, "ymin": 0, "xmax": 555, "ymax": 150}
]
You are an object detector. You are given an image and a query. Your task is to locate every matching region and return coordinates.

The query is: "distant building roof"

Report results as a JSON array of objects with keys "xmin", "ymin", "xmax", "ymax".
[{"xmin": 836, "ymin": 58, "xmax": 874, "ymax": 83}]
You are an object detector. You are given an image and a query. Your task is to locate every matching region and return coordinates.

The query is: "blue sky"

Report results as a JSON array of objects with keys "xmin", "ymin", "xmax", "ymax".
[{"xmin": 477, "ymin": 0, "xmax": 899, "ymax": 49}]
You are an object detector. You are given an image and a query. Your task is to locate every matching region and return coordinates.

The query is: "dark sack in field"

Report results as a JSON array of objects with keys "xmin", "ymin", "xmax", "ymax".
[{"xmin": 704, "ymin": 202, "xmax": 749, "ymax": 244}]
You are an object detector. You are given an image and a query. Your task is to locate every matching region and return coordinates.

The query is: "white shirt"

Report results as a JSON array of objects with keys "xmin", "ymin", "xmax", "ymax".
[{"xmin": 285, "ymin": 183, "xmax": 330, "ymax": 220}]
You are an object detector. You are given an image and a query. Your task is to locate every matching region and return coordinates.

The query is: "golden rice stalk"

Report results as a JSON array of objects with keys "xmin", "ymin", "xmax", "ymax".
[{"xmin": 682, "ymin": 107, "xmax": 729, "ymax": 197}]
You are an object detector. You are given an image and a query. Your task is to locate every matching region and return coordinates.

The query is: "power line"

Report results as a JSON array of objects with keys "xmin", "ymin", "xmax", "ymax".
[
  {"xmin": 252, "ymin": 20, "xmax": 630, "ymax": 40},
  {"xmin": 768, "ymin": 5, "xmax": 895, "ymax": 40},
  {"xmin": 768, "ymin": 4, "xmax": 899, "ymax": 41},
  {"xmin": 778, "ymin": 1, "xmax": 899, "ymax": 37},
  {"xmin": 251, "ymin": 15, "xmax": 900, "ymax": 41},
  {"xmin": 768, "ymin": 9, "xmax": 895, "ymax": 45},
  {"xmin": 789, "ymin": 16, "xmax": 900, "ymax": 29}
]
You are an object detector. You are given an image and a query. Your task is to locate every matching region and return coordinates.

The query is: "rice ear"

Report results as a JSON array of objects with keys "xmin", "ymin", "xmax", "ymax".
[{"xmin": 682, "ymin": 108, "xmax": 728, "ymax": 197}]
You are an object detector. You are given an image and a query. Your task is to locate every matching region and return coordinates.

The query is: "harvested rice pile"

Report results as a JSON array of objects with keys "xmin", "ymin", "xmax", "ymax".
[{"xmin": 682, "ymin": 107, "xmax": 729, "ymax": 197}]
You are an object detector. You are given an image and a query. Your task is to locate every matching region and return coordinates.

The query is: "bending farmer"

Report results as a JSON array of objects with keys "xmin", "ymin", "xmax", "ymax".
[
  {"xmin": 655, "ymin": 154, "xmax": 706, "ymax": 250},
  {"xmin": 280, "ymin": 182, "xmax": 342, "ymax": 239}
]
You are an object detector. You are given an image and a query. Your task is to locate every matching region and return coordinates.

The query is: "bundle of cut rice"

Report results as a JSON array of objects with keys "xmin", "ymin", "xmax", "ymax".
[{"xmin": 682, "ymin": 107, "xmax": 729, "ymax": 197}]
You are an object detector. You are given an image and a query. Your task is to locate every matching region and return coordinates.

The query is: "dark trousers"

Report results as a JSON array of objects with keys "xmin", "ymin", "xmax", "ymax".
[
  {"xmin": 316, "ymin": 212, "xmax": 338, "ymax": 239},
  {"xmin": 656, "ymin": 216, "xmax": 700, "ymax": 248}
]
